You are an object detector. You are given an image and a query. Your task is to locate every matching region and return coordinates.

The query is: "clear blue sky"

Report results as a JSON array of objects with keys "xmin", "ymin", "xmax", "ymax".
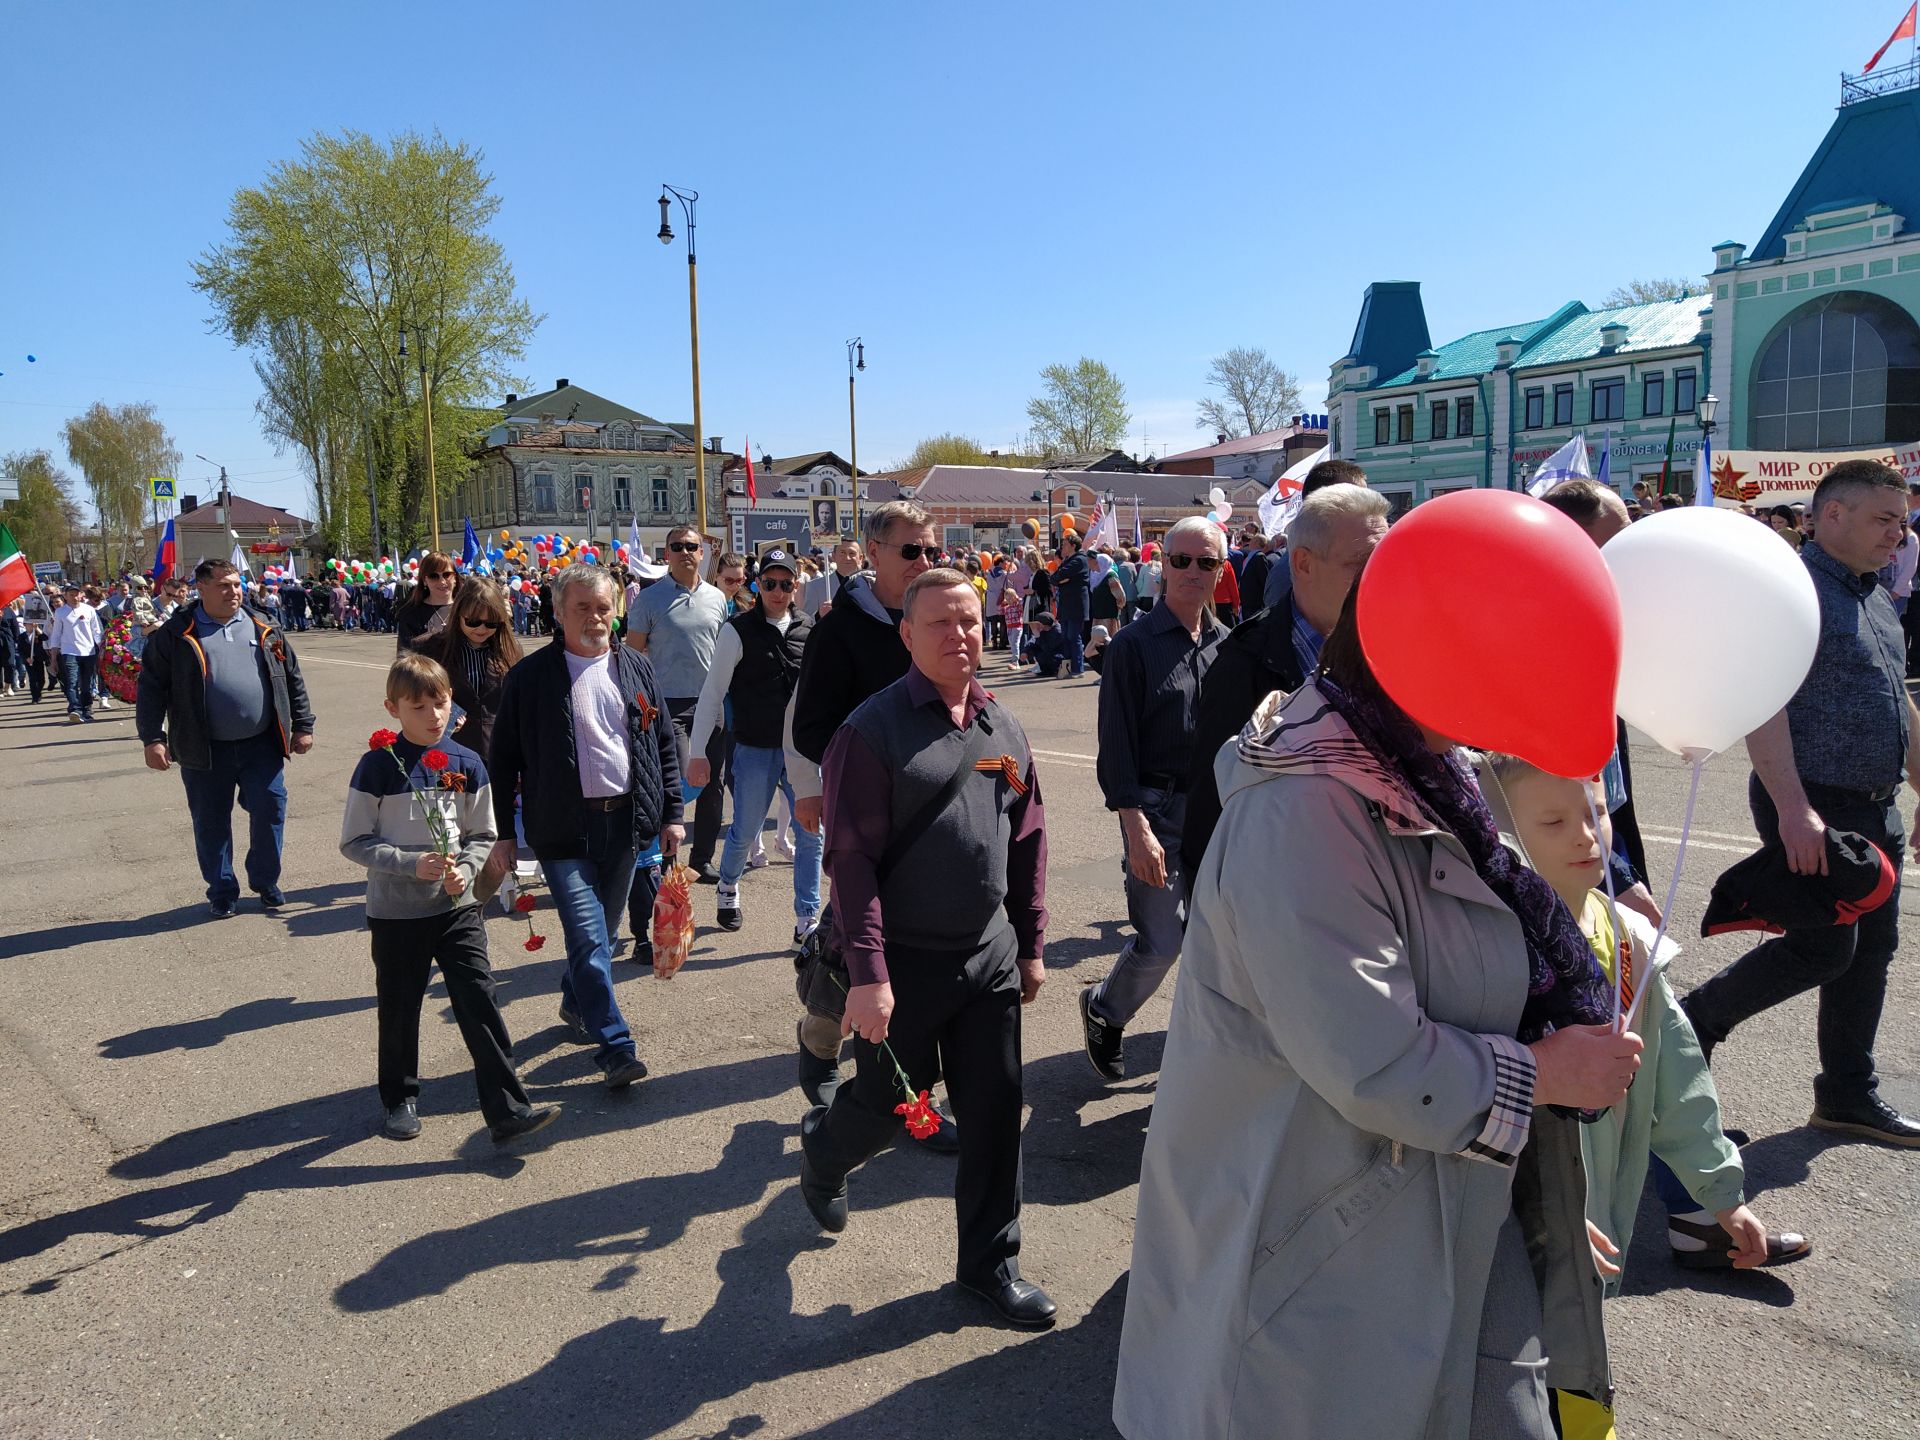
[{"xmin": 1, "ymin": 0, "xmax": 1905, "ymax": 517}]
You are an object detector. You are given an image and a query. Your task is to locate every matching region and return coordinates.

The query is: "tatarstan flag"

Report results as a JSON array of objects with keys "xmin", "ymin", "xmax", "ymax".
[{"xmin": 0, "ymin": 523, "xmax": 32, "ymax": 607}]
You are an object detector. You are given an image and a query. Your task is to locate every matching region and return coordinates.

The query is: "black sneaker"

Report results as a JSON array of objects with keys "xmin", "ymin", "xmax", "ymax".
[
  {"xmin": 208, "ymin": 900, "xmax": 237, "ymax": 920},
  {"xmin": 715, "ymin": 884, "xmax": 743, "ymax": 932},
  {"xmin": 557, "ymin": 1003, "xmax": 593, "ymax": 1044},
  {"xmin": 602, "ymin": 1052, "xmax": 650, "ymax": 1090},
  {"xmin": 621, "ymin": 939, "xmax": 655, "ymax": 967},
  {"xmin": 255, "ymin": 886, "xmax": 286, "ymax": 911},
  {"xmin": 382, "ymin": 1099, "xmax": 421, "ymax": 1140},
  {"xmin": 1079, "ymin": 987, "xmax": 1125, "ymax": 1081},
  {"xmin": 490, "ymin": 1106, "xmax": 559, "ymax": 1146},
  {"xmin": 1809, "ymin": 1094, "xmax": 1920, "ymax": 1148}
]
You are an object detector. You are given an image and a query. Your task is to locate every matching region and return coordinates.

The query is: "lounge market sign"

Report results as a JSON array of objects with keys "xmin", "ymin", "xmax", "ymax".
[{"xmin": 1709, "ymin": 442, "xmax": 1920, "ymax": 506}]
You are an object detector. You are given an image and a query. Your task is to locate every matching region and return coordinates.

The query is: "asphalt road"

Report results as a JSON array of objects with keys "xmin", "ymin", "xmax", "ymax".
[{"xmin": 0, "ymin": 630, "xmax": 1915, "ymax": 1439}]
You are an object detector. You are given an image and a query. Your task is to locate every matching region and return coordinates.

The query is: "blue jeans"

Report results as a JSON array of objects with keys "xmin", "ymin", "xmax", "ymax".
[
  {"xmin": 1060, "ymin": 618, "xmax": 1086, "ymax": 677},
  {"xmin": 717, "ymin": 743, "xmax": 823, "ymax": 918},
  {"xmin": 1089, "ymin": 790, "xmax": 1189, "ymax": 1028},
  {"xmin": 59, "ymin": 653, "xmax": 96, "ymax": 717},
  {"xmin": 541, "ymin": 802, "xmax": 639, "ymax": 1065},
  {"xmin": 178, "ymin": 730, "xmax": 288, "ymax": 905}
]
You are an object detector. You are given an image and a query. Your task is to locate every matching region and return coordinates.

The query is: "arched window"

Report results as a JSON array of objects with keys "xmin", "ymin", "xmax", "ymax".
[{"xmin": 1748, "ymin": 292, "xmax": 1920, "ymax": 450}]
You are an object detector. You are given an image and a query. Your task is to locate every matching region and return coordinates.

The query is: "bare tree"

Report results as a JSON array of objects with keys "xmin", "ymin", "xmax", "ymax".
[
  {"xmin": 1026, "ymin": 358, "xmax": 1131, "ymax": 458},
  {"xmin": 62, "ymin": 402, "xmax": 180, "ymax": 576},
  {"xmin": 1197, "ymin": 347, "xmax": 1302, "ymax": 439},
  {"xmin": 1599, "ymin": 278, "xmax": 1707, "ymax": 307}
]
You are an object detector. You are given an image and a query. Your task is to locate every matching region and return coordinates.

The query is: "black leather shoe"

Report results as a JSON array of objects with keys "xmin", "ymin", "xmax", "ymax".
[
  {"xmin": 490, "ymin": 1106, "xmax": 558, "ymax": 1146},
  {"xmin": 602, "ymin": 1052, "xmax": 650, "ymax": 1090},
  {"xmin": 799, "ymin": 1105, "xmax": 848, "ymax": 1233},
  {"xmin": 557, "ymin": 1003, "xmax": 593, "ymax": 1045},
  {"xmin": 797, "ymin": 1020, "xmax": 842, "ymax": 1109},
  {"xmin": 691, "ymin": 861, "xmax": 720, "ymax": 885},
  {"xmin": 382, "ymin": 1099, "xmax": 421, "ymax": 1140},
  {"xmin": 254, "ymin": 886, "xmax": 286, "ymax": 911},
  {"xmin": 208, "ymin": 900, "xmax": 236, "ymax": 920},
  {"xmin": 1809, "ymin": 1094, "xmax": 1920, "ymax": 1148},
  {"xmin": 1079, "ymin": 987, "xmax": 1125, "ymax": 1081},
  {"xmin": 914, "ymin": 1107, "xmax": 960, "ymax": 1154},
  {"xmin": 959, "ymin": 1276, "xmax": 1057, "ymax": 1329}
]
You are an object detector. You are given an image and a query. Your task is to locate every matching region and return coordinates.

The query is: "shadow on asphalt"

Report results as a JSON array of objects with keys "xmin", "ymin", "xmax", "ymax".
[
  {"xmin": 98, "ymin": 995, "xmax": 379, "ymax": 1058},
  {"xmin": 0, "ymin": 881, "xmax": 367, "ymax": 963}
]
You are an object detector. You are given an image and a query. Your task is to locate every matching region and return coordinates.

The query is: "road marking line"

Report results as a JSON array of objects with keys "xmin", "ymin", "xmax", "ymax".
[
  {"xmin": 298, "ymin": 655, "xmax": 392, "ymax": 671},
  {"xmin": 1642, "ymin": 830, "xmax": 1920, "ymax": 876},
  {"xmin": 1033, "ymin": 748, "xmax": 1098, "ymax": 763}
]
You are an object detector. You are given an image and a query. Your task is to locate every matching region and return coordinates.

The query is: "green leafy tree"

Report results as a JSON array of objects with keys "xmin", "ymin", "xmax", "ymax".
[
  {"xmin": 1599, "ymin": 278, "xmax": 1706, "ymax": 307},
  {"xmin": 899, "ymin": 432, "xmax": 992, "ymax": 469},
  {"xmin": 1197, "ymin": 346, "xmax": 1302, "ymax": 438},
  {"xmin": 1026, "ymin": 358, "xmax": 1131, "ymax": 458},
  {"xmin": 193, "ymin": 129, "xmax": 540, "ymax": 550},
  {"xmin": 0, "ymin": 449, "xmax": 83, "ymax": 566},
  {"xmin": 62, "ymin": 403, "xmax": 179, "ymax": 576}
]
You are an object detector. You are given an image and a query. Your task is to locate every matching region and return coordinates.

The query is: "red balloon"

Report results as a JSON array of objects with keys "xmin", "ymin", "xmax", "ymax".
[{"xmin": 1356, "ymin": 489, "xmax": 1620, "ymax": 778}]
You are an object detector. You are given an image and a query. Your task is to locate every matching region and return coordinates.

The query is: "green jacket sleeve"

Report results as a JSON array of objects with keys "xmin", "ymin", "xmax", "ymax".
[{"xmin": 1647, "ymin": 972, "xmax": 1746, "ymax": 1214}]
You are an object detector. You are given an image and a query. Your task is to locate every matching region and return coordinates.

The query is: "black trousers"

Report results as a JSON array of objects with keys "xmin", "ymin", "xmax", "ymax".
[
  {"xmin": 1686, "ymin": 775, "xmax": 1906, "ymax": 1107},
  {"xmin": 668, "ymin": 696, "xmax": 727, "ymax": 868},
  {"xmin": 809, "ymin": 927, "xmax": 1025, "ymax": 1285},
  {"xmin": 370, "ymin": 907, "xmax": 532, "ymax": 1127},
  {"xmin": 1904, "ymin": 601, "xmax": 1920, "ymax": 678}
]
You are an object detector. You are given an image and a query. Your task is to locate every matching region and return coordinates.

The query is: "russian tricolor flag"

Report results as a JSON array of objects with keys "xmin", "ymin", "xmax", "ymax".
[{"xmin": 150, "ymin": 516, "xmax": 177, "ymax": 583}]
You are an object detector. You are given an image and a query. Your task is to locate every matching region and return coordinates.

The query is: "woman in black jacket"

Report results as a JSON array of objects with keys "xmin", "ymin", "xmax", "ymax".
[
  {"xmin": 415, "ymin": 577, "xmax": 521, "ymax": 758},
  {"xmin": 394, "ymin": 551, "xmax": 458, "ymax": 652}
]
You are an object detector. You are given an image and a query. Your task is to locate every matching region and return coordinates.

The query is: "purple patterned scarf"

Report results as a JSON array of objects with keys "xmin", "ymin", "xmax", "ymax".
[{"xmin": 1316, "ymin": 673, "xmax": 1615, "ymax": 1043}]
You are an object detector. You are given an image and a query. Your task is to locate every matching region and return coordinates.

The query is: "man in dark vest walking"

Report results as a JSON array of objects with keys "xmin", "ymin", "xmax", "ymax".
[
  {"xmin": 797, "ymin": 568, "xmax": 1054, "ymax": 1327},
  {"xmin": 686, "ymin": 550, "xmax": 821, "ymax": 937}
]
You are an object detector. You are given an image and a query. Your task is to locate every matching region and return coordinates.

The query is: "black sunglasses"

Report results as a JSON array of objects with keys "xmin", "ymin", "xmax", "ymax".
[
  {"xmin": 462, "ymin": 617, "xmax": 501, "ymax": 630},
  {"xmin": 760, "ymin": 578, "xmax": 795, "ymax": 592},
  {"xmin": 1165, "ymin": 553, "xmax": 1224, "ymax": 572},
  {"xmin": 667, "ymin": 541, "xmax": 701, "ymax": 554},
  {"xmin": 891, "ymin": 543, "xmax": 935, "ymax": 561}
]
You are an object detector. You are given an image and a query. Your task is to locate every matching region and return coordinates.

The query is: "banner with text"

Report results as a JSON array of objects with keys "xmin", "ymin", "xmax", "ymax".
[{"xmin": 1707, "ymin": 442, "xmax": 1920, "ymax": 506}]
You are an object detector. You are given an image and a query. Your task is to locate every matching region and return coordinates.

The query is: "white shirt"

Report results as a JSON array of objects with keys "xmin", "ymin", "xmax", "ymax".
[
  {"xmin": 689, "ymin": 611, "xmax": 795, "ymax": 756},
  {"xmin": 1892, "ymin": 531, "xmax": 1919, "ymax": 599},
  {"xmin": 49, "ymin": 602, "xmax": 101, "ymax": 656},
  {"xmin": 564, "ymin": 647, "xmax": 631, "ymax": 798}
]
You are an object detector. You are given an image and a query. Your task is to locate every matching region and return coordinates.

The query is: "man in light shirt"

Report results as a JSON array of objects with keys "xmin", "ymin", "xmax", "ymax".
[
  {"xmin": 491, "ymin": 564, "xmax": 682, "ymax": 1089},
  {"xmin": 626, "ymin": 525, "xmax": 731, "ymax": 882},
  {"xmin": 48, "ymin": 582, "xmax": 102, "ymax": 723}
]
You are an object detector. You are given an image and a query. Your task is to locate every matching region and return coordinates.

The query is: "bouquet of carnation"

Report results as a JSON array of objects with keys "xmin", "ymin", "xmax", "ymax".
[
  {"xmin": 99, "ymin": 615, "xmax": 141, "ymax": 704},
  {"xmin": 368, "ymin": 730, "xmax": 453, "ymax": 861},
  {"xmin": 650, "ymin": 861, "xmax": 695, "ymax": 977}
]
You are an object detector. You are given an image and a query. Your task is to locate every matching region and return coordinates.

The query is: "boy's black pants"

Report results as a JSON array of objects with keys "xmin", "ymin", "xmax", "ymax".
[{"xmin": 371, "ymin": 907, "xmax": 531, "ymax": 1127}]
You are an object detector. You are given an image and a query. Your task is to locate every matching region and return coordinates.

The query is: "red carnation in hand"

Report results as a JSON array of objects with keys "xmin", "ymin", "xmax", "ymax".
[
  {"xmin": 422, "ymin": 749, "xmax": 450, "ymax": 772},
  {"xmin": 513, "ymin": 893, "xmax": 537, "ymax": 914},
  {"xmin": 369, "ymin": 728, "xmax": 400, "ymax": 750},
  {"xmin": 893, "ymin": 1089, "xmax": 944, "ymax": 1140},
  {"xmin": 523, "ymin": 933, "xmax": 547, "ymax": 952}
]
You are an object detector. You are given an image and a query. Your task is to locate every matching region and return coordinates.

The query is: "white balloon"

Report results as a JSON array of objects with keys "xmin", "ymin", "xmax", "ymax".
[
  {"xmin": 1216, "ymin": 500, "xmax": 1233, "ymax": 522},
  {"xmin": 1602, "ymin": 507, "xmax": 1820, "ymax": 761},
  {"xmin": 1207, "ymin": 486, "xmax": 1227, "ymax": 509}
]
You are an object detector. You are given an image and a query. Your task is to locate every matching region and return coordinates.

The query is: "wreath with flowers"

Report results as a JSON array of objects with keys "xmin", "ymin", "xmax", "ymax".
[{"xmin": 99, "ymin": 614, "xmax": 141, "ymax": 705}]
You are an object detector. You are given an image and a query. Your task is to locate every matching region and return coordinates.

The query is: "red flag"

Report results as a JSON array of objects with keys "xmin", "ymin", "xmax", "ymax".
[
  {"xmin": 1864, "ymin": 2, "xmax": 1916, "ymax": 71},
  {"xmin": 743, "ymin": 436, "xmax": 757, "ymax": 510}
]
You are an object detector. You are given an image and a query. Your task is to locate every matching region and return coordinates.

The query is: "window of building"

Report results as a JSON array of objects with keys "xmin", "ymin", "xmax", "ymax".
[
  {"xmin": 533, "ymin": 472, "xmax": 555, "ymax": 513},
  {"xmin": 1064, "ymin": 487, "xmax": 1081, "ymax": 510},
  {"xmin": 1747, "ymin": 293, "xmax": 1920, "ymax": 450},
  {"xmin": 1642, "ymin": 372, "xmax": 1664, "ymax": 417},
  {"xmin": 1524, "ymin": 388, "xmax": 1544, "ymax": 429},
  {"xmin": 1430, "ymin": 400, "xmax": 1448, "ymax": 440},
  {"xmin": 1674, "ymin": 367, "xmax": 1697, "ymax": 418},
  {"xmin": 574, "ymin": 473, "xmax": 594, "ymax": 514},
  {"xmin": 1455, "ymin": 395, "xmax": 1475, "ymax": 437},
  {"xmin": 1396, "ymin": 405, "xmax": 1414, "ymax": 443},
  {"xmin": 1374, "ymin": 409, "xmax": 1392, "ymax": 445},
  {"xmin": 651, "ymin": 474, "xmax": 670, "ymax": 514},
  {"xmin": 1332, "ymin": 414, "xmax": 1342, "ymax": 454},
  {"xmin": 1552, "ymin": 384, "xmax": 1574, "ymax": 426},
  {"xmin": 612, "ymin": 474, "xmax": 632, "ymax": 513},
  {"xmin": 1591, "ymin": 377, "xmax": 1624, "ymax": 423}
]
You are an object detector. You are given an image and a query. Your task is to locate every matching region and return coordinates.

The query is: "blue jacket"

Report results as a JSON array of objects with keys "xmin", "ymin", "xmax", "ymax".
[{"xmin": 489, "ymin": 642, "xmax": 681, "ymax": 859}]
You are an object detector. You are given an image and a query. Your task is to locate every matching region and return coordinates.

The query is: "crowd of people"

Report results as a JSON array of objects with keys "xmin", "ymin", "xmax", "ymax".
[{"xmin": 19, "ymin": 456, "xmax": 1916, "ymax": 1437}]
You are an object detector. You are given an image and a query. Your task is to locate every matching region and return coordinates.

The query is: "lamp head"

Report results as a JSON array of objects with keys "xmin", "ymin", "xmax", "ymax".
[
  {"xmin": 397, "ymin": 326, "xmax": 408, "ymax": 359},
  {"xmin": 657, "ymin": 193, "xmax": 673, "ymax": 245},
  {"xmin": 1697, "ymin": 392, "xmax": 1720, "ymax": 427},
  {"xmin": 856, "ymin": 341, "xmax": 866, "ymax": 372}
]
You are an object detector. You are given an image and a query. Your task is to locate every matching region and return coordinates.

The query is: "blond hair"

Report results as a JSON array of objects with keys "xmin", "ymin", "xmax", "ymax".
[{"xmin": 386, "ymin": 651, "xmax": 451, "ymax": 705}]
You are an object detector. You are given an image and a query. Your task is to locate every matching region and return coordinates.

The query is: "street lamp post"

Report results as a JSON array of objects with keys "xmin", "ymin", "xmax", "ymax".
[
  {"xmin": 658, "ymin": 185, "xmax": 708, "ymax": 539},
  {"xmin": 398, "ymin": 326, "xmax": 440, "ymax": 552},
  {"xmin": 846, "ymin": 337, "xmax": 865, "ymax": 534},
  {"xmin": 1030, "ymin": 475, "xmax": 1056, "ymax": 549},
  {"xmin": 1695, "ymin": 393, "xmax": 1720, "ymax": 503}
]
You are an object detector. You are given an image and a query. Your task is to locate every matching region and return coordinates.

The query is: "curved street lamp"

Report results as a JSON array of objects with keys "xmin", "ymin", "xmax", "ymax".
[{"xmin": 658, "ymin": 184, "xmax": 708, "ymax": 537}]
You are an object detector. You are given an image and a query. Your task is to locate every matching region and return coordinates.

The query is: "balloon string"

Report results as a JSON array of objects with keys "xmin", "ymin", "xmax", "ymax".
[
  {"xmin": 1586, "ymin": 785, "xmax": 1628, "ymax": 1030},
  {"xmin": 1628, "ymin": 757, "xmax": 1705, "ymax": 1031}
]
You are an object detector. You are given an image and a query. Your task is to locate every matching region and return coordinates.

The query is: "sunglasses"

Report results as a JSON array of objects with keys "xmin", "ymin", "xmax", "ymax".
[
  {"xmin": 1165, "ymin": 553, "xmax": 1224, "ymax": 572},
  {"xmin": 462, "ymin": 617, "xmax": 501, "ymax": 630},
  {"xmin": 760, "ymin": 578, "xmax": 795, "ymax": 592},
  {"xmin": 667, "ymin": 541, "xmax": 702, "ymax": 555},
  {"xmin": 891, "ymin": 543, "xmax": 935, "ymax": 561},
  {"xmin": 425, "ymin": 571, "xmax": 455, "ymax": 581}
]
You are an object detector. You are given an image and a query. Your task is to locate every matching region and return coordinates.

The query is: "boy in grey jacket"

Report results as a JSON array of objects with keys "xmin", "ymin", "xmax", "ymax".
[{"xmin": 341, "ymin": 653, "xmax": 555, "ymax": 1146}]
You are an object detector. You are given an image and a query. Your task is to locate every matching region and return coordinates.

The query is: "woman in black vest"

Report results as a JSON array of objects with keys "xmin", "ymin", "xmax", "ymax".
[{"xmin": 685, "ymin": 550, "xmax": 820, "ymax": 938}]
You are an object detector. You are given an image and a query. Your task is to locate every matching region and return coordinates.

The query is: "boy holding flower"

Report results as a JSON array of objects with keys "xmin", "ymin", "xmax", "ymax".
[{"xmin": 340, "ymin": 652, "xmax": 555, "ymax": 1146}]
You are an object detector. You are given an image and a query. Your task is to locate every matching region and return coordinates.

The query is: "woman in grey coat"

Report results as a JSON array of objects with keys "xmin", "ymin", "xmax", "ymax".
[{"xmin": 1113, "ymin": 592, "xmax": 1642, "ymax": 1440}]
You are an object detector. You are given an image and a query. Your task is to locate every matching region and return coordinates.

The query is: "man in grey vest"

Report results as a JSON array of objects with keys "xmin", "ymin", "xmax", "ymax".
[{"xmin": 797, "ymin": 568, "xmax": 1054, "ymax": 1327}]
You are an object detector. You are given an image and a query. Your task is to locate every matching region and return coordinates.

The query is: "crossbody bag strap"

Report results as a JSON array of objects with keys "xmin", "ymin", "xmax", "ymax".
[{"xmin": 876, "ymin": 712, "xmax": 999, "ymax": 884}]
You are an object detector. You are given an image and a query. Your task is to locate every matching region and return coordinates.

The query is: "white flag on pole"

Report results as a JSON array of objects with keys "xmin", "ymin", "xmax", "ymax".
[
  {"xmin": 1525, "ymin": 435, "xmax": 1591, "ymax": 497},
  {"xmin": 1694, "ymin": 435, "xmax": 1717, "ymax": 507},
  {"xmin": 1258, "ymin": 444, "xmax": 1327, "ymax": 537},
  {"xmin": 229, "ymin": 539, "xmax": 250, "ymax": 575},
  {"xmin": 1088, "ymin": 491, "xmax": 1121, "ymax": 551}
]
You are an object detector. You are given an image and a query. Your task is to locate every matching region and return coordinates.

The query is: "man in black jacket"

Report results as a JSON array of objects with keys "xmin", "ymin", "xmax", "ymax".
[
  {"xmin": 1181, "ymin": 486, "xmax": 1388, "ymax": 876},
  {"xmin": 490, "ymin": 564, "xmax": 680, "ymax": 1088},
  {"xmin": 137, "ymin": 558, "xmax": 316, "ymax": 919}
]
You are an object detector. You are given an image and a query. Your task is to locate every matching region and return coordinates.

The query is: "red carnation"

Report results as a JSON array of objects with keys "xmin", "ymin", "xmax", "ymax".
[
  {"xmin": 523, "ymin": 933, "xmax": 547, "ymax": 952},
  {"xmin": 369, "ymin": 728, "xmax": 400, "ymax": 750},
  {"xmin": 422, "ymin": 749, "xmax": 450, "ymax": 772},
  {"xmin": 513, "ymin": 893, "xmax": 537, "ymax": 914},
  {"xmin": 893, "ymin": 1089, "xmax": 944, "ymax": 1141}
]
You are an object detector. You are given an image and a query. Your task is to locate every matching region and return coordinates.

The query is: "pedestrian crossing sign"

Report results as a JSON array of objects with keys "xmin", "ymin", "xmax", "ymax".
[{"xmin": 149, "ymin": 477, "xmax": 176, "ymax": 499}]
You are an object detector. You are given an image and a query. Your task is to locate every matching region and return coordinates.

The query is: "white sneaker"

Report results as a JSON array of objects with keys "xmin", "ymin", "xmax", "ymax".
[
  {"xmin": 748, "ymin": 840, "xmax": 769, "ymax": 869},
  {"xmin": 793, "ymin": 913, "xmax": 820, "ymax": 948},
  {"xmin": 96, "ymin": 696, "xmax": 113, "ymax": 709},
  {"xmin": 777, "ymin": 832, "xmax": 797, "ymax": 860}
]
